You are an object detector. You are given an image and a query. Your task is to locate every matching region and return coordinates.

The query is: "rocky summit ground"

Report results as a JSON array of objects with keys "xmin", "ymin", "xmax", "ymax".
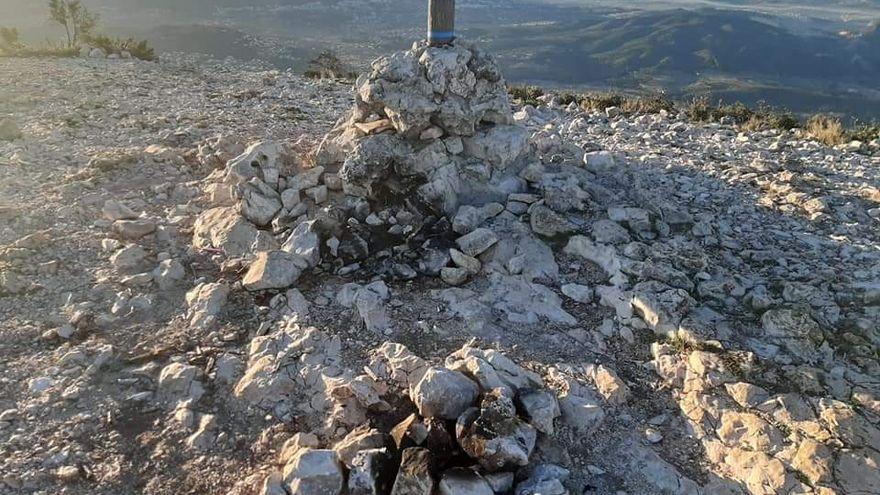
[{"xmin": 1, "ymin": 51, "xmax": 879, "ymax": 495}]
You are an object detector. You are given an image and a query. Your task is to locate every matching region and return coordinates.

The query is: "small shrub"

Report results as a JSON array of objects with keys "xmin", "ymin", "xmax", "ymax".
[
  {"xmin": 621, "ymin": 92, "xmax": 675, "ymax": 115},
  {"xmin": 765, "ymin": 112, "xmax": 800, "ymax": 131},
  {"xmin": 508, "ymin": 84, "xmax": 545, "ymax": 106},
  {"xmin": 0, "ymin": 27, "xmax": 21, "ymax": 48},
  {"xmin": 716, "ymin": 101, "xmax": 754, "ymax": 124},
  {"xmin": 0, "ymin": 27, "xmax": 27, "ymax": 56},
  {"xmin": 85, "ymin": 34, "xmax": 157, "ymax": 61},
  {"xmin": 686, "ymin": 97, "xmax": 799, "ymax": 131},
  {"xmin": 2, "ymin": 40, "xmax": 79, "ymax": 58},
  {"xmin": 806, "ymin": 115, "xmax": 846, "ymax": 146},
  {"xmin": 303, "ymin": 50, "xmax": 356, "ymax": 80},
  {"xmin": 848, "ymin": 121, "xmax": 880, "ymax": 142},
  {"xmin": 580, "ymin": 92, "xmax": 623, "ymax": 113},
  {"xmin": 125, "ymin": 39, "xmax": 156, "ymax": 61},
  {"xmin": 685, "ymin": 95, "xmax": 713, "ymax": 121},
  {"xmin": 556, "ymin": 91, "xmax": 582, "ymax": 106}
]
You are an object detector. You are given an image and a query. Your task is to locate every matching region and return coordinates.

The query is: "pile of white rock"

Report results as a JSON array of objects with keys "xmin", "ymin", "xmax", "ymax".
[
  {"xmin": 191, "ymin": 41, "xmax": 540, "ymax": 296},
  {"xmin": 244, "ymin": 338, "xmax": 572, "ymax": 495},
  {"xmin": 316, "ymin": 40, "xmax": 531, "ymax": 215}
]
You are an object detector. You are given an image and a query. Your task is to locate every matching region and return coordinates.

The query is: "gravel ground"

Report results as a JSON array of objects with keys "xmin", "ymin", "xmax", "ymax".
[{"xmin": 1, "ymin": 54, "xmax": 878, "ymax": 495}]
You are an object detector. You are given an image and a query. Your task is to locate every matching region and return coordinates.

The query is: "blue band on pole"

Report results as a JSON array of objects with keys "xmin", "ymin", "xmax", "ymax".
[{"xmin": 428, "ymin": 30, "xmax": 455, "ymax": 40}]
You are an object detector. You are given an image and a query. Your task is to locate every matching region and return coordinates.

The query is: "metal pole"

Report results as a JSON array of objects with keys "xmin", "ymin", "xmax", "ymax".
[{"xmin": 428, "ymin": 0, "xmax": 455, "ymax": 46}]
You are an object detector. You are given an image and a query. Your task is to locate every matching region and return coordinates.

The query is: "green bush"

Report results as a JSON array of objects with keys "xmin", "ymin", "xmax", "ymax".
[
  {"xmin": 0, "ymin": 36, "xmax": 79, "ymax": 58},
  {"xmin": 508, "ymin": 85, "xmax": 545, "ymax": 106},
  {"xmin": 685, "ymin": 95, "xmax": 714, "ymax": 121},
  {"xmin": 85, "ymin": 34, "xmax": 157, "ymax": 61},
  {"xmin": 0, "ymin": 27, "xmax": 21, "ymax": 49},
  {"xmin": 556, "ymin": 92, "xmax": 582, "ymax": 106},
  {"xmin": 621, "ymin": 92, "xmax": 675, "ymax": 115},
  {"xmin": 580, "ymin": 92, "xmax": 624, "ymax": 112},
  {"xmin": 303, "ymin": 50, "xmax": 356, "ymax": 80},
  {"xmin": 0, "ymin": 27, "xmax": 27, "ymax": 56},
  {"xmin": 685, "ymin": 97, "xmax": 799, "ymax": 131},
  {"xmin": 849, "ymin": 121, "xmax": 880, "ymax": 142}
]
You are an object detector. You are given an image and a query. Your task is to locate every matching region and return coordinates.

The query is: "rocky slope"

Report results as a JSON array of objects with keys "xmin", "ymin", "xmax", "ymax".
[{"xmin": 0, "ymin": 49, "xmax": 879, "ymax": 495}]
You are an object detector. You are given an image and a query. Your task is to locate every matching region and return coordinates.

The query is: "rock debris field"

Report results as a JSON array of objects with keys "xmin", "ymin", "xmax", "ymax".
[{"xmin": 0, "ymin": 44, "xmax": 879, "ymax": 495}]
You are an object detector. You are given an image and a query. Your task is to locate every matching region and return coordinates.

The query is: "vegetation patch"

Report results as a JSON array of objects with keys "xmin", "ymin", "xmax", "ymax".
[
  {"xmin": 86, "ymin": 34, "xmax": 157, "ymax": 61},
  {"xmin": 1, "ymin": 0, "xmax": 156, "ymax": 61},
  {"xmin": 303, "ymin": 50, "xmax": 356, "ymax": 81},
  {"xmin": 508, "ymin": 85, "xmax": 545, "ymax": 107},
  {"xmin": 511, "ymin": 84, "xmax": 877, "ymax": 150},
  {"xmin": 805, "ymin": 115, "xmax": 846, "ymax": 146}
]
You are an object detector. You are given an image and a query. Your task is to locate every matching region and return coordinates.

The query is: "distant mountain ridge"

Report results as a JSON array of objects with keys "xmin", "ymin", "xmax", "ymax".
[
  {"xmin": 490, "ymin": 9, "xmax": 880, "ymax": 83},
  {"xmin": 3, "ymin": 0, "xmax": 879, "ymax": 117}
]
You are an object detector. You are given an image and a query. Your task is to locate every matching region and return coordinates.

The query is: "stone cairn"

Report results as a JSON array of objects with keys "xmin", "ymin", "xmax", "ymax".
[
  {"xmin": 195, "ymin": 40, "xmax": 534, "ymax": 289},
  {"xmin": 316, "ymin": 39, "xmax": 530, "ymax": 215},
  {"xmin": 198, "ymin": 41, "xmax": 565, "ymax": 495}
]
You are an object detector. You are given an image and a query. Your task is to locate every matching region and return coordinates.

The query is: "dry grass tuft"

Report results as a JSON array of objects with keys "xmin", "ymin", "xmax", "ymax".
[
  {"xmin": 508, "ymin": 85, "xmax": 545, "ymax": 107},
  {"xmin": 805, "ymin": 115, "xmax": 846, "ymax": 146}
]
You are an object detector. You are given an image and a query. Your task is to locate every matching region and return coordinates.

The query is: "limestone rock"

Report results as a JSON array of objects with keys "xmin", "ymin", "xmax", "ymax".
[
  {"xmin": 724, "ymin": 382, "xmax": 770, "ymax": 409},
  {"xmin": 452, "ymin": 203, "xmax": 504, "ymax": 234},
  {"xmin": 563, "ymin": 236, "xmax": 624, "ymax": 284},
  {"xmin": 354, "ymin": 281, "xmax": 391, "ymax": 333},
  {"xmin": 110, "ymin": 245, "xmax": 149, "ymax": 274},
  {"xmin": 226, "ymin": 141, "xmax": 281, "ymax": 188},
  {"xmin": 234, "ymin": 323, "xmax": 342, "ymax": 415},
  {"xmin": 517, "ymin": 390, "xmax": 561, "ymax": 434},
  {"xmin": 631, "ymin": 281, "xmax": 695, "ymax": 338},
  {"xmin": 455, "ymin": 228, "xmax": 498, "ymax": 257},
  {"xmin": 457, "ymin": 389, "xmax": 537, "ymax": 472},
  {"xmin": 158, "ymin": 362, "xmax": 204, "ymax": 403},
  {"xmin": 558, "ymin": 387, "xmax": 604, "ymax": 434},
  {"xmin": 591, "ymin": 219, "xmax": 630, "ymax": 244},
  {"xmin": 102, "ymin": 200, "xmax": 138, "ymax": 221},
  {"xmin": 514, "ymin": 464, "xmax": 569, "ymax": 495},
  {"xmin": 193, "ymin": 207, "xmax": 276, "ymax": 257},
  {"xmin": 186, "ymin": 282, "xmax": 229, "ymax": 329},
  {"xmin": 761, "ymin": 308, "xmax": 824, "ymax": 361},
  {"xmin": 440, "ymin": 267, "xmax": 469, "ymax": 286},
  {"xmin": 561, "ymin": 284, "xmax": 593, "ymax": 304},
  {"xmin": 113, "ymin": 219, "xmax": 157, "ymax": 240},
  {"xmin": 530, "ymin": 205, "xmax": 576, "ymax": 237},
  {"xmin": 282, "ymin": 220, "xmax": 321, "ymax": 268},
  {"xmin": 449, "ymin": 248, "xmax": 481, "ymax": 274},
  {"xmin": 585, "ymin": 364, "xmax": 631, "ymax": 406},
  {"xmin": 239, "ymin": 178, "xmax": 282, "ymax": 226},
  {"xmin": 411, "ymin": 366, "xmax": 479, "ymax": 419},
  {"xmin": 282, "ymin": 449, "xmax": 344, "ymax": 495},
  {"xmin": 186, "ymin": 414, "xmax": 217, "ymax": 451},
  {"xmin": 348, "ymin": 448, "xmax": 391, "ymax": 495},
  {"xmin": 368, "ymin": 342, "xmax": 429, "ymax": 391},
  {"xmin": 462, "ymin": 125, "xmax": 530, "ymax": 169},
  {"xmin": 242, "ymin": 251, "xmax": 307, "ymax": 291},
  {"xmin": 288, "ymin": 166, "xmax": 325, "ymax": 192},
  {"xmin": 438, "ymin": 469, "xmax": 493, "ymax": 495},
  {"xmin": 334, "ymin": 426, "xmax": 388, "ymax": 468},
  {"xmin": 153, "ymin": 259, "xmax": 185, "ymax": 290},
  {"xmin": 445, "ymin": 344, "xmax": 543, "ymax": 394},
  {"xmin": 390, "ymin": 447, "xmax": 434, "ymax": 495}
]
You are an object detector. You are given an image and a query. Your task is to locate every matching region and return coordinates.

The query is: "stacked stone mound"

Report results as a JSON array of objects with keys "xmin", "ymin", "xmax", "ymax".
[
  {"xmin": 193, "ymin": 42, "xmax": 535, "ymax": 288},
  {"xmin": 316, "ymin": 40, "xmax": 531, "ymax": 215},
  {"xmin": 249, "ymin": 340, "xmax": 571, "ymax": 495}
]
